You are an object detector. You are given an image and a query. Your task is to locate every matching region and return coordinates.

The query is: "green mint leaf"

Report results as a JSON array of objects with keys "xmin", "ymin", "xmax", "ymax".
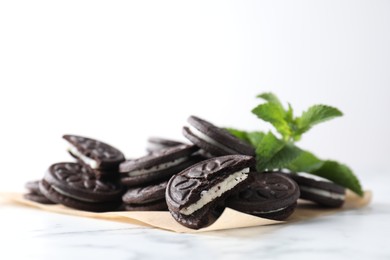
[
  {"xmin": 255, "ymin": 132, "xmax": 285, "ymax": 171},
  {"xmin": 286, "ymin": 103, "xmax": 302, "ymax": 141},
  {"xmin": 287, "ymin": 150, "xmax": 324, "ymax": 172},
  {"xmin": 287, "ymin": 150, "xmax": 363, "ymax": 196},
  {"xmin": 252, "ymin": 103, "xmax": 292, "ymax": 140},
  {"xmin": 286, "ymin": 103, "xmax": 294, "ymax": 123},
  {"xmin": 296, "ymin": 105, "xmax": 343, "ymax": 135},
  {"xmin": 246, "ymin": 131, "xmax": 266, "ymax": 148},
  {"xmin": 255, "ymin": 132, "xmax": 302, "ymax": 171},
  {"xmin": 264, "ymin": 143, "xmax": 302, "ymax": 171},
  {"xmin": 311, "ymin": 161, "xmax": 364, "ymax": 196},
  {"xmin": 225, "ymin": 128, "xmax": 251, "ymax": 144},
  {"xmin": 225, "ymin": 128, "xmax": 266, "ymax": 148},
  {"xmin": 257, "ymin": 92, "xmax": 284, "ymax": 110}
]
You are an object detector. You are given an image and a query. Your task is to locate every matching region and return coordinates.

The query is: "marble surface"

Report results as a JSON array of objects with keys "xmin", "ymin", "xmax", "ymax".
[{"xmin": 1, "ymin": 177, "xmax": 389, "ymax": 260}]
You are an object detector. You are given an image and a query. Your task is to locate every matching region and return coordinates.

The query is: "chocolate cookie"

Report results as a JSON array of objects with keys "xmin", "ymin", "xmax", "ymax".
[
  {"xmin": 289, "ymin": 174, "xmax": 346, "ymax": 207},
  {"xmin": 122, "ymin": 180, "xmax": 168, "ymax": 211},
  {"xmin": 123, "ymin": 180, "xmax": 168, "ymax": 204},
  {"xmin": 183, "ymin": 116, "xmax": 255, "ymax": 157},
  {"xmin": 63, "ymin": 135, "xmax": 125, "ymax": 171},
  {"xmin": 24, "ymin": 180, "xmax": 55, "ymax": 204},
  {"xmin": 226, "ymin": 172, "xmax": 300, "ymax": 220},
  {"xmin": 166, "ymin": 155, "xmax": 255, "ymax": 229},
  {"xmin": 39, "ymin": 162, "xmax": 123, "ymax": 212},
  {"xmin": 147, "ymin": 137, "xmax": 185, "ymax": 154},
  {"xmin": 120, "ymin": 145, "xmax": 199, "ymax": 187}
]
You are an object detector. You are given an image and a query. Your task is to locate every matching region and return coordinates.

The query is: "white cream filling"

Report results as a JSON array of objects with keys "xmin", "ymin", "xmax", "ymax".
[
  {"xmin": 52, "ymin": 185, "xmax": 98, "ymax": 203},
  {"xmin": 295, "ymin": 172, "xmax": 331, "ymax": 182},
  {"xmin": 68, "ymin": 144, "xmax": 99, "ymax": 169},
  {"xmin": 179, "ymin": 168, "xmax": 250, "ymax": 215},
  {"xmin": 128, "ymin": 157, "xmax": 188, "ymax": 177},
  {"xmin": 300, "ymin": 186, "xmax": 345, "ymax": 200},
  {"xmin": 252, "ymin": 206, "xmax": 287, "ymax": 214},
  {"xmin": 189, "ymin": 125, "xmax": 238, "ymax": 154}
]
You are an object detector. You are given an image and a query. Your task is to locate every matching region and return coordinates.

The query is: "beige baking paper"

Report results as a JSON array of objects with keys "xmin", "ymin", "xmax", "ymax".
[{"xmin": 0, "ymin": 190, "xmax": 371, "ymax": 233}]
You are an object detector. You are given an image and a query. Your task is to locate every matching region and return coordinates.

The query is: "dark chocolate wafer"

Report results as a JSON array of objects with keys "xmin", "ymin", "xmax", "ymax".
[
  {"xmin": 63, "ymin": 134, "xmax": 125, "ymax": 172},
  {"xmin": 227, "ymin": 172, "xmax": 300, "ymax": 220}
]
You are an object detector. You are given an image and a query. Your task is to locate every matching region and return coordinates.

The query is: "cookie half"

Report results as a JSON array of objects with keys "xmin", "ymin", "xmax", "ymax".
[
  {"xmin": 289, "ymin": 174, "xmax": 346, "ymax": 207},
  {"xmin": 183, "ymin": 116, "xmax": 255, "ymax": 157},
  {"xmin": 63, "ymin": 134, "xmax": 125, "ymax": 171},
  {"xmin": 166, "ymin": 155, "xmax": 255, "ymax": 229},
  {"xmin": 226, "ymin": 172, "xmax": 300, "ymax": 220},
  {"xmin": 40, "ymin": 162, "xmax": 123, "ymax": 212}
]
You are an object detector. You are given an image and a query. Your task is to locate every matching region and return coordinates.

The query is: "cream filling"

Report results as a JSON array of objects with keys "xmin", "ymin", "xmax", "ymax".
[
  {"xmin": 252, "ymin": 206, "xmax": 287, "ymax": 214},
  {"xmin": 52, "ymin": 185, "xmax": 98, "ymax": 203},
  {"xmin": 189, "ymin": 125, "xmax": 238, "ymax": 154},
  {"xmin": 68, "ymin": 144, "xmax": 99, "ymax": 169},
  {"xmin": 300, "ymin": 186, "xmax": 345, "ymax": 200},
  {"xmin": 128, "ymin": 157, "xmax": 188, "ymax": 177},
  {"xmin": 179, "ymin": 168, "xmax": 250, "ymax": 215}
]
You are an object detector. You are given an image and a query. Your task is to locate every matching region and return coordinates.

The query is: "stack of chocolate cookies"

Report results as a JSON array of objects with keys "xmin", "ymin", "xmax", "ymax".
[
  {"xmin": 119, "ymin": 144, "xmax": 202, "ymax": 211},
  {"xmin": 24, "ymin": 135, "xmax": 125, "ymax": 212},
  {"xmin": 23, "ymin": 115, "xmax": 346, "ymax": 230}
]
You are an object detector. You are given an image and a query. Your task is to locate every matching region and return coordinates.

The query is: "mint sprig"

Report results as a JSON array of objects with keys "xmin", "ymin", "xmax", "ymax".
[
  {"xmin": 253, "ymin": 93, "xmax": 343, "ymax": 141},
  {"xmin": 228, "ymin": 92, "xmax": 363, "ymax": 196}
]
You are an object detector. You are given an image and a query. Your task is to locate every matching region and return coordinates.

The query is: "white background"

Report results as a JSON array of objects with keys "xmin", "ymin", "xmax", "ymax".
[{"xmin": 0, "ymin": 0, "xmax": 389, "ymax": 191}]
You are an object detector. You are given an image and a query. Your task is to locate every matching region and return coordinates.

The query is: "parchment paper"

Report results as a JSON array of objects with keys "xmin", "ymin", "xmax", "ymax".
[{"xmin": 0, "ymin": 190, "xmax": 372, "ymax": 233}]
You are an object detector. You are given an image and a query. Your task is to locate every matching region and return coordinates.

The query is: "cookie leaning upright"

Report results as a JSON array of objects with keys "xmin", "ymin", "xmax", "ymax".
[
  {"xmin": 166, "ymin": 155, "xmax": 255, "ymax": 229},
  {"xmin": 183, "ymin": 116, "xmax": 255, "ymax": 157},
  {"xmin": 63, "ymin": 135, "xmax": 125, "ymax": 174}
]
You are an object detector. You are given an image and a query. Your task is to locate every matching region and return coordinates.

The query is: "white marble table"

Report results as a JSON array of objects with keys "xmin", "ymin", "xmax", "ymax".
[{"xmin": 1, "ymin": 177, "xmax": 389, "ymax": 260}]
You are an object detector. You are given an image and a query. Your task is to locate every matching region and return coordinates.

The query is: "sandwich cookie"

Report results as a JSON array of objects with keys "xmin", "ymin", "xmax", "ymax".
[
  {"xmin": 226, "ymin": 172, "xmax": 300, "ymax": 220},
  {"xmin": 146, "ymin": 137, "xmax": 185, "ymax": 154},
  {"xmin": 122, "ymin": 180, "xmax": 168, "ymax": 211},
  {"xmin": 166, "ymin": 155, "xmax": 255, "ymax": 229},
  {"xmin": 39, "ymin": 162, "xmax": 123, "ymax": 212},
  {"xmin": 183, "ymin": 116, "xmax": 255, "ymax": 157},
  {"xmin": 24, "ymin": 180, "xmax": 55, "ymax": 204},
  {"xmin": 63, "ymin": 135, "xmax": 125, "ymax": 174},
  {"xmin": 289, "ymin": 173, "xmax": 346, "ymax": 207},
  {"xmin": 120, "ymin": 144, "xmax": 199, "ymax": 187}
]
